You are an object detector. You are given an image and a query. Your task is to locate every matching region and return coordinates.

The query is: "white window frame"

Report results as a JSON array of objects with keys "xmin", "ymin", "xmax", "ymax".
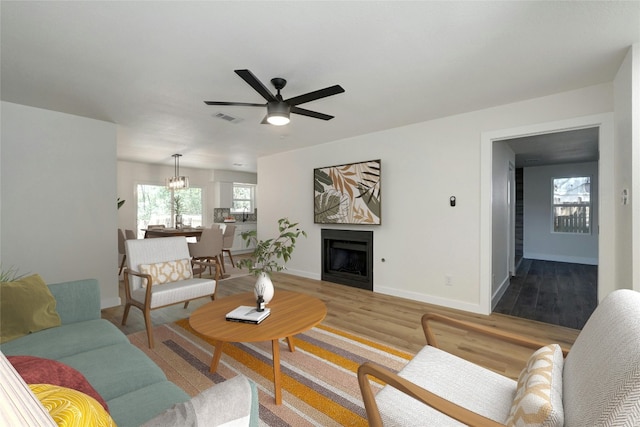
[
  {"xmin": 231, "ymin": 183, "xmax": 255, "ymax": 213},
  {"xmin": 551, "ymin": 176, "xmax": 591, "ymax": 234}
]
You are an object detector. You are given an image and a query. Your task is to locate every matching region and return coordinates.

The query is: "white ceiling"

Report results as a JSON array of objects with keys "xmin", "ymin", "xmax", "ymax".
[{"xmin": 2, "ymin": 1, "xmax": 638, "ymax": 172}]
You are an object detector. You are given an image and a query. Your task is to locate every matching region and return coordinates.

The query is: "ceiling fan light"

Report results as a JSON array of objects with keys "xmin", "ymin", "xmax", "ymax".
[{"xmin": 267, "ymin": 102, "xmax": 290, "ymax": 126}]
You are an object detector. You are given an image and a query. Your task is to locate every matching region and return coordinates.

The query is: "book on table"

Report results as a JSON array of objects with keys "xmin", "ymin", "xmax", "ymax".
[{"xmin": 225, "ymin": 306, "xmax": 271, "ymax": 324}]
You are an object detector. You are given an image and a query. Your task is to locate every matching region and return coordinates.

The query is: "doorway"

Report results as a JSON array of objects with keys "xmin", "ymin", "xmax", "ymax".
[
  {"xmin": 480, "ymin": 113, "xmax": 614, "ymax": 322},
  {"xmin": 495, "ymin": 128, "xmax": 599, "ymax": 328}
]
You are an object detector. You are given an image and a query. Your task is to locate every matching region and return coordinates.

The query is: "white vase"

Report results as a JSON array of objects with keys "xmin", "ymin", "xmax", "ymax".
[{"xmin": 254, "ymin": 272, "xmax": 274, "ymax": 304}]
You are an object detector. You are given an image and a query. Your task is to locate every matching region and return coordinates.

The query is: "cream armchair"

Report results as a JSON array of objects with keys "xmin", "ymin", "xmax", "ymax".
[
  {"xmin": 358, "ymin": 289, "xmax": 640, "ymax": 426},
  {"xmin": 123, "ymin": 236, "xmax": 217, "ymax": 348}
]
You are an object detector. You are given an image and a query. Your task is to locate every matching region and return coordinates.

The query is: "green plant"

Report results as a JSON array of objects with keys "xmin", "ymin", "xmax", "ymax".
[
  {"xmin": 173, "ymin": 195, "xmax": 183, "ymax": 216},
  {"xmin": 238, "ymin": 218, "xmax": 307, "ymax": 277},
  {"xmin": 117, "ymin": 198, "xmax": 126, "ymax": 209},
  {"xmin": 0, "ymin": 265, "xmax": 26, "ymax": 282}
]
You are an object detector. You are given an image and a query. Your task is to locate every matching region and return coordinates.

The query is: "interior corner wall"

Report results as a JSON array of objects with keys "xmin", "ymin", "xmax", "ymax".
[
  {"xmin": 257, "ymin": 83, "xmax": 613, "ymax": 315},
  {"xmin": 1, "ymin": 102, "xmax": 119, "ymax": 307}
]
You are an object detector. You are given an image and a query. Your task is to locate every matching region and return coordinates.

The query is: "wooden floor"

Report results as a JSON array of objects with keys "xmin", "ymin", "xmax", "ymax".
[
  {"xmin": 494, "ymin": 259, "xmax": 598, "ymax": 329},
  {"xmin": 102, "ymin": 270, "xmax": 580, "ymax": 381}
]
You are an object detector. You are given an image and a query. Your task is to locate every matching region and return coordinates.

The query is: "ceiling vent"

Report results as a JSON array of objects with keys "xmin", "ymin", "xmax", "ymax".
[{"xmin": 213, "ymin": 112, "xmax": 243, "ymax": 124}]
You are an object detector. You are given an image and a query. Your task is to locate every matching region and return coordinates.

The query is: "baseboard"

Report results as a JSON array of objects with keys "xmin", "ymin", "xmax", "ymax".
[
  {"xmin": 524, "ymin": 252, "xmax": 598, "ymax": 265},
  {"xmin": 101, "ymin": 296, "xmax": 121, "ymax": 309},
  {"xmin": 491, "ymin": 275, "xmax": 511, "ymax": 310},
  {"xmin": 375, "ymin": 285, "xmax": 487, "ymax": 315}
]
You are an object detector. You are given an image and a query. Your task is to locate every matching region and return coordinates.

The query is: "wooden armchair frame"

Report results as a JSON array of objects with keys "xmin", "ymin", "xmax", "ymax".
[
  {"xmin": 358, "ymin": 313, "xmax": 570, "ymax": 427},
  {"xmin": 122, "ymin": 259, "xmax": 218, "ymax": 348}
]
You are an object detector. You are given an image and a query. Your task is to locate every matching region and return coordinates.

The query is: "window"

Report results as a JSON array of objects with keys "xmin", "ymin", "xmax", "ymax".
[
  {"xmin": 552, "ymin": 177, "xmax": 590, "ymax": 234},
  {"xmin": 231, "ymin": 183, "xmax": 255, "ymax": 213},
  {"xmin": 136, "ymin": 184, "xmax": 202, "ymax": 237}
]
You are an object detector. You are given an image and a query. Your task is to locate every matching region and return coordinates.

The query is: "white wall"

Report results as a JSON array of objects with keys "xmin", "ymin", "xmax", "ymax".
[
  {"xmin": 523, "ymin": 162, "xmax": 599, "ymax": 265},
  {"xmin": 491, "ymin": 141, "xmax": 515, "ymax": 305},
  {"xmin": 1, "ymin": 102, "xmax": 118, "ymax": 307},
  {"xmin": 258, "ymin": 83, "xmax": 615, "ymax": 314}
]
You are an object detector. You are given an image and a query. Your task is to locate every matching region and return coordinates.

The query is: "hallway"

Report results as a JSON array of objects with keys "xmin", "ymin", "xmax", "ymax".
[{"xmin": 494, "ymin": 258, "xmax": 597, "ymax": 329}]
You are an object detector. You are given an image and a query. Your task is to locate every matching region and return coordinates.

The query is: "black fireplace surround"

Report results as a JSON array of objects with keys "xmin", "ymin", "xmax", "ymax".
[{"xmin": 321, "ymin": 229, "xmax": 373, "ymax": 290}]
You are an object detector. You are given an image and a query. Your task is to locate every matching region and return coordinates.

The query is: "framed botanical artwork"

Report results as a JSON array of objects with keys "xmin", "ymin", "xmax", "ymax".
[{"xmin": 314, "ymin": 159, "xmax": 381, "ymax": 225}]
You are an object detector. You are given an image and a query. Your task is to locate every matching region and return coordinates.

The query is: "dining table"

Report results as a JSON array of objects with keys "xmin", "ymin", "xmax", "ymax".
[{"xmin": 143, "ymin": 227, "xmax": 204, "ymax": 239}]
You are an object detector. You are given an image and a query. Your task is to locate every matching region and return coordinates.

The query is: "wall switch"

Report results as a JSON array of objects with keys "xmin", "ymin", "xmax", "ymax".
[{"xmin": 445, "ymin": 275, "xmax": 453, "ymax": 286}]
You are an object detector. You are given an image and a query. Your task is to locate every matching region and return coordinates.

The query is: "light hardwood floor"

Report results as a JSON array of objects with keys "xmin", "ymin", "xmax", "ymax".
[{"xmin": 102, "ymin": 271, "xmax": 580, "ymax": 381}]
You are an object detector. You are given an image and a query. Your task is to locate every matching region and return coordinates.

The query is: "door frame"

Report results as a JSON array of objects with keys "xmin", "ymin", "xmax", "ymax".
[{"xmin": 480, "ymin": 113, "xmax": 614, "ymax": 315}]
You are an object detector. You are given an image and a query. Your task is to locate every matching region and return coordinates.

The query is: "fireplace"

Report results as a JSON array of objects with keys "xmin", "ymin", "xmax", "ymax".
[{"xmin": 321, "ymin": 229, "xmax": 373, "ymax": 290}]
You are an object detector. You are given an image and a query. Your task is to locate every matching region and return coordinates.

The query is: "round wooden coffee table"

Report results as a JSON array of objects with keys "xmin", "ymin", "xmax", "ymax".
[{"xmin": 189, "ymin": 290, "xmax": 327, "ymax": 405}]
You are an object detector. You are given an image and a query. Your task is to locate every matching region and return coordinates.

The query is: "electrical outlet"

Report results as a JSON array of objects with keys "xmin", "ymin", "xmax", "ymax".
[{"xmin": 445, "ymin": 275, "xmax": 453, "ymax": 286}]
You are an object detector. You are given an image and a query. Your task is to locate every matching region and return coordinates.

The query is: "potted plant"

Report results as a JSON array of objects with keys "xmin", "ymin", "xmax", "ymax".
[
  {"xmin": 237, "ymin": 217, "xmax": 306, "ymax": 304},
  {"xmin": 174, "ymin": 195, "xmax": 183, "ymax": 229}
]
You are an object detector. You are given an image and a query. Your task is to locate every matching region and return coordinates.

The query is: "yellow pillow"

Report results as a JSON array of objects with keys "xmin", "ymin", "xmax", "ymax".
[
  {"xmin": 506, "ymin": 344, "xmax": 564, "ymax": 427},
  {"xmin": 0, "ymin": 274, "xmax": 61, "ymax": 343},
  {"xmin": 29, "ymin": 384, "xmax": 115, "ymax": 427},
  {"xmin": 139, "ymin": 258, "xmax": 192, "ymax": 287}
]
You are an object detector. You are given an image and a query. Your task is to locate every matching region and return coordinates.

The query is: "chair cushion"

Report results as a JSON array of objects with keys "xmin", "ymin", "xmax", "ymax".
[
  {"xmin": 29, "ymin": 384, "xmax": 115, "ymax": 426},
  {"xmin": 0, "ymin": 274, "xmax": 61, "ymax": 344},
  {"xmin": 376, "ymin": 345, "xmax": 516, "ymax": 426},
  {"xmin": 506, "ymin": 344, "xmax": 564, "ymax": 427},
  {"xmin": 131, "ymin": 278, "xmax": 216, "ymax": 309},
  {"xmin": 139, "ymin": 259, "xmax": 192, "ymax": 286}
]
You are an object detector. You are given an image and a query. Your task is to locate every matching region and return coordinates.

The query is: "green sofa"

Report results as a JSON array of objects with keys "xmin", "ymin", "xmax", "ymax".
[{"xmin": 1, "ymin": 278, "xmax": 259, "ymax": 426}]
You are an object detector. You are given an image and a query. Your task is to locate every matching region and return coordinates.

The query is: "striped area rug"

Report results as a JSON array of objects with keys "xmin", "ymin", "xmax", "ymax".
[{"xmin": 127, "ymin": 319, "xmax": 413, "ymax": 426}]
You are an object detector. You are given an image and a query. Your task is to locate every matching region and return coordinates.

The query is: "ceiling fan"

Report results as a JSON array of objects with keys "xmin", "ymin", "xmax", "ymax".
[{"xmin": 204, "ymin": 69, "xmax": 345, "ymax": 126}]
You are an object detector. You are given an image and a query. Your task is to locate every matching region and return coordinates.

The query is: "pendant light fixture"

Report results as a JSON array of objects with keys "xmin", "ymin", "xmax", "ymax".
[{"xmin": 166, "ymin": 154, "xmax": 189, "ymax": 190}]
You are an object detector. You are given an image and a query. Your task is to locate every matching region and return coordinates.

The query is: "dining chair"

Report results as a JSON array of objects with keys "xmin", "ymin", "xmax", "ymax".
[
  {"xmin": 188, "ymin": 227, "xmax": 224, "ymax": 278},
  {"xmin": 118, "ymin": 228, "xmax": 127, "ymax": 275},
  {"xmin": 221, "ymin": 224, "xmax": 237, "ymax": 269},
  {"xmin": 125, "ymin": 229, "xmax": 136, "ymax": 240}
]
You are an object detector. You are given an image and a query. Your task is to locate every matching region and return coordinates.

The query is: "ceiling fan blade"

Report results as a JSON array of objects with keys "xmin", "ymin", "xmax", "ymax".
[
  {"xmin": 260, "ymin": 115, "xmax": 269, "ymax": 125},
  {"xmin": 285, "ymin": 85, "xmax": 345, "ymax": 106},
  {"xmin": 291, "ymin": 106, "xmax": 335, "ymax": 121},
  {"xmin": 204, "ymin": 101, "xmax": 265, "ymax": 107},
  {"xmin": 234, "ymin": 69, "xmax": 277, "ymax": 102}
]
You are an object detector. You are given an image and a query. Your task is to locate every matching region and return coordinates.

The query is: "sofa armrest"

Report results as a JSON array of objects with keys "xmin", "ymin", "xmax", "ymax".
[
  {"xmin": 142, "ymin": 375, "xmax": 259, "ymax": 426},
  {"xmin": 47, "ymin": 279, "xmax": 101, "ymax": 324}
]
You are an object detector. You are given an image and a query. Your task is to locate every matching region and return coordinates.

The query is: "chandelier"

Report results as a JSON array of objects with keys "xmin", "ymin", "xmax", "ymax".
[{"xmin": 166, "ymin": 154, "xmax": 189, "ymax": 190}]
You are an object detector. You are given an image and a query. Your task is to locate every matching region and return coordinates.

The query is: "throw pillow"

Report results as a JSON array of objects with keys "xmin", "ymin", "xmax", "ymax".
[
  {"xmin": 8, "ymin": 355, "xmax": 108, "ymax": 412},
  {"xmin": 506, "ymin": 344, "xmax": 564, "ymax": 427},
  {"xmin": 29, "ymin": 384, "xmax": 115, "ymax": 427},
  {"xmin": 139, "ymin": 259, "xmax": 193, "ymax": 287},
  {"xmin": 0, "ymin": 274, "xmax": 61, "ymax": 344}
]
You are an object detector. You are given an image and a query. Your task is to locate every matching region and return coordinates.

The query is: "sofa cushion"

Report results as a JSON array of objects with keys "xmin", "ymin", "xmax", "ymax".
[
  {"xmin": 139, "ymin": 258, "xmax": 193, "ymax": 286},
  {"xmin": 0, "ymin": 274, "xmax": 61, "ymax": 344},
  {"xmin": 58, "ymin": 343, "xmax": 170, "ymax": 402},
  {"xmin": 29, "ymin": 383, "xmax": 115, "ymax": 426},
  {"xmin": 8, "ymin": 355, "xmax": 108, "ymax": 412},
  {"xmin": 0, "ymin": 319, "xmax": 128, "ymax": 359},
  {"xmin": 107, "ymin": 381, "xmax": 190, "ymax": 427},
  {"xmin": 506, "ymin": 344, "xmax": 564, "ymax": 427}
]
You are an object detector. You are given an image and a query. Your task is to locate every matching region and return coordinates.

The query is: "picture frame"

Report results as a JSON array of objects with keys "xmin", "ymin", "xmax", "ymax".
[{"xmin": 314, "ymin": 159, "xmax": 381, "ymax": 225}]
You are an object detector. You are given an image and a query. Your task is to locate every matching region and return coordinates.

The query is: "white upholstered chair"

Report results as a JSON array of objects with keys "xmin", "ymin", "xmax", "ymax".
[
  {"xmin": 188, "ymin": 227, "xmax": 224, "ymax": 278},
  {"xmin": 123, "ymin": 236, "xmax": 217, "ymax": 348},
  {"xmin": 358, "ymin": 289, "xmax": 640, "ymax": 426}
]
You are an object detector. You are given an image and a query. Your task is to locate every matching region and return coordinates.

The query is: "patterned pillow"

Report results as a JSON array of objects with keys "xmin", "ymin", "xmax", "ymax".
[
  {"xmin": 139, "ymin": 259, "xmax": 193, "ymax": 286},
  {"xmin": 29, "ymin": 384, "xmax": 115, "ymax": 426},
  {"xmin": 506, "ymin": 344, "xmax": 564, "ymax": 427}
]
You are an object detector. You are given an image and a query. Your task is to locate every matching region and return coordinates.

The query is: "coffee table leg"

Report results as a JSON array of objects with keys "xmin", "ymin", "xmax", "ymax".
[
  {"xmin": 272, "ymin": 339, "xmax": 282, "ymax": 405},
  {"xmin": 210, "ymin": 341, "xmax": 224, "ymax": 373},
  {"xmin": 286, "ymin": 336, "xmax": 295, "ymax": 352}
]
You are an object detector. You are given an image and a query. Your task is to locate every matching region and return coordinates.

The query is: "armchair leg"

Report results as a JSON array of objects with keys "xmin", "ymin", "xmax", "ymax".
[
  {"xmin": 118, "ymin": 255, "xmax": 126, "ymax": 275},
  {"xmin": 121, "ymin": 303, "xmax": 131, "ymax": 325},
  {"xmin": 143, "ymin": 309, "xmax": 154, "ymax": 349},
  {"xmin": 184, "ymin": 301, "xmax": 190, "ymax": 309}
]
